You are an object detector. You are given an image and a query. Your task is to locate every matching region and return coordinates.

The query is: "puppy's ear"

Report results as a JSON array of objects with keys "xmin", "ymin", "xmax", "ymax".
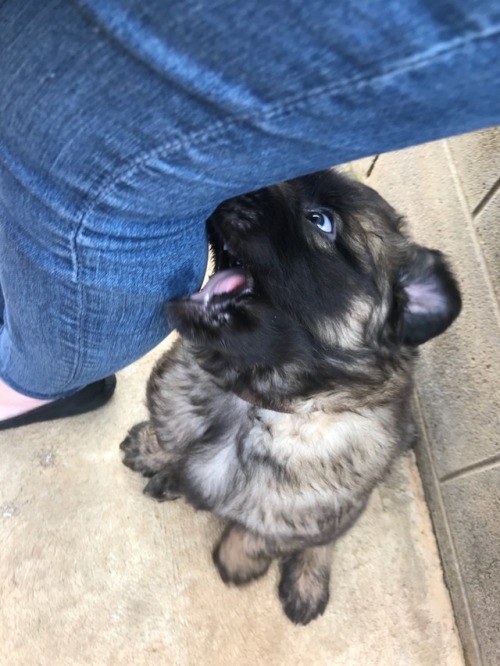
[{"xmin": 400, "ymin": 246, "xmax": 461, "ymax": 346}]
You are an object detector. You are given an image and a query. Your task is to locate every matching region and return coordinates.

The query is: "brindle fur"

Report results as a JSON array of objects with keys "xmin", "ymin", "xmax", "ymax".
[{"xmin": 120, "ymin": 169, "xmax": 461, "ymax": 624}]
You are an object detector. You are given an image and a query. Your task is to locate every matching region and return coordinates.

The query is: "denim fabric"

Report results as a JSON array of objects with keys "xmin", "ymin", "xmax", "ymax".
[{"xmin": 1, "ymin": 0, "xmax": 499, "ymax": 398}]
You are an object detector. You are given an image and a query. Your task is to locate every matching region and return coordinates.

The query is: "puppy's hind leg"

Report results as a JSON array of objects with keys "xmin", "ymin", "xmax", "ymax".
[
  {"xmin": 213, "ymin": 523, "xmax": 272, "ymax": 586},
  {"xmin": 278, "ymin": 544, "xmax": 333, "ymax": 625},
  {"xmin": 120, "ymin": 421, "xmax": 171, "ymax": 477}
]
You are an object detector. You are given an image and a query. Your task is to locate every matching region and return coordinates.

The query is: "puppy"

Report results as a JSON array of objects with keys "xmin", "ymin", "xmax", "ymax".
[{"xmin": 120, "ymin": 169, "xmax": 461, "ymax": 625}]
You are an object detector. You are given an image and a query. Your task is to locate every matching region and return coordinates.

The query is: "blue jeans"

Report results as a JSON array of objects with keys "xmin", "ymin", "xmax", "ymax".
[{"xmin": 1, "ymin": 0, "xmax": 499, "ymax": 398}]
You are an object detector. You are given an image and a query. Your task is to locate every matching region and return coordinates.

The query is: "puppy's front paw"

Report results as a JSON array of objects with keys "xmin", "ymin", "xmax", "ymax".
[
  {"xmin": 143, "ymin": 469, "xmax": 181, "ymax": 502},
  {"xmin": 278, "ymin": 553, "xmax": 330, "ymax": 625},
  {"xmin": 120, "ymin": 421, "xmax": 169, "ymax": 477},
  {"xmin": 213, "ymin": 527, "xmax": 271, "ymax": 586}
]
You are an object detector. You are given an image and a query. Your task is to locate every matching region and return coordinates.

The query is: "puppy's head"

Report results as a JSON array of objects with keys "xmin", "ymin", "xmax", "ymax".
[{"xmin": 166, "ymin": 170, "xmax": 461, "ymax": 381}]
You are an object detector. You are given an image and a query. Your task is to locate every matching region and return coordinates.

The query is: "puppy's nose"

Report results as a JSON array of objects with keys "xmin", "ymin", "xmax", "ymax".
[{"xmin": 216, "ymin": 204, "xmax": 259, "ymax": 234}]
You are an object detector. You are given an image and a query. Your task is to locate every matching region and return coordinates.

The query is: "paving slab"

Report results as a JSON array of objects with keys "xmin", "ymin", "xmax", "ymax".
[
  {"xmin": 0, "ymin": 337, "xmax": 463, "ymax": 666},
  {"xmin": 441, "ymin": 466, "xmax": 500, "ymax": 666},
  {"xmin": 476, "ymin": 193, "xmax": 500, "ymax": 303},
  {"xmin": 446, "ymin": 128, "xmax": 500, "ymax": 214}
]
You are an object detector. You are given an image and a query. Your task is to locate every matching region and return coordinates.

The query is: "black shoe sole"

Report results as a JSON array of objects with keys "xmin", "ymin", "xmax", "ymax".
[{"xmin": 0, "ymin": 375, "xmax": 117, "ymax": 431}]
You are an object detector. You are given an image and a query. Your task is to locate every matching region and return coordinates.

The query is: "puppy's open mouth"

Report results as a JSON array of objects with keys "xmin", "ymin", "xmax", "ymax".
[{"xmin": 189, "ymin": 233, "xmax": 254, "ymax": 307}]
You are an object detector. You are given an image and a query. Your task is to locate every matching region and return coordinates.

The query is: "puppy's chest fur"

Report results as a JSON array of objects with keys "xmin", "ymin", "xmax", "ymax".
[{"xmin": 148, "ymin": 340, "xmax": 411, "ymax": 542}]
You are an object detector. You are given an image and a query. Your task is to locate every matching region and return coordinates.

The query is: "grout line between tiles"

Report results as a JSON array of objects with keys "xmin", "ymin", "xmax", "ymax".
[
  {"xmin": 414, "ymin": 387, "xmax": 480, "ymax": 664},
  {"xmin": 444, "ymin": 139, "xmax": 500, "ymax": 328},
  {"xmin": 440, "ymin": 453, "xmax": 500, "ymax": 484},
  {"xmin": 366, "ymin": 154, "xmax": 379, "ymax": 178},
  {"xmin": 472, "ymin": 174, "xmax": 500, "ymax": 219}
]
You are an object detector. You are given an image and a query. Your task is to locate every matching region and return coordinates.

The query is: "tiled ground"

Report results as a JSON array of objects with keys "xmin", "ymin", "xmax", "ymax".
[{"xmin": 350, "ymin": 127, "xmax": 500, "ymax": 666}]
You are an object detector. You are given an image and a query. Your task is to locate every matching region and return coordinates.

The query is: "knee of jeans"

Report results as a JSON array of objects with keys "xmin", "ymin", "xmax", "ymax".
[
  {"xmin": 77, "ymin": 202, "xmax": 209, "ymax": 299},
  {"xmin": 66, "ymin": 189, "xmax": 210, "ymax": 386},
  {"xmin": 0, "ymin": 204, "xmax": 209, "ymax": 399}
]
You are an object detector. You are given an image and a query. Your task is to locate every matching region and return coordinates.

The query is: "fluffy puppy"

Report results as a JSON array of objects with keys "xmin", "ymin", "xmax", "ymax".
[{"xmin": 120, "ymin": 169, "xmax": 461, "ymax": 625}]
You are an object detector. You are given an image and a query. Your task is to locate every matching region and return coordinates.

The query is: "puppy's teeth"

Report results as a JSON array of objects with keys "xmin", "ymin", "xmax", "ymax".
[{"xmin": 204, "ymin": 292, "xmax": 211, "ymax": 307}]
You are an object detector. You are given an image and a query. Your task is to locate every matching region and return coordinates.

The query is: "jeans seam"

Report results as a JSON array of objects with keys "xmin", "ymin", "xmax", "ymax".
[
  {"xmin": 265, "ymin": 22, "xmax": 500, "ymax": 117},
  {"xmin": 67, "ymin": 179, "xmax": 99, "ymax": 386},
  {"xmin": 77, "ymin": 22, "xmax": 500, "ymax": 220},
  {"xmin": 67, "ymin": 234, "xmax": 85, "ymax": 388}
]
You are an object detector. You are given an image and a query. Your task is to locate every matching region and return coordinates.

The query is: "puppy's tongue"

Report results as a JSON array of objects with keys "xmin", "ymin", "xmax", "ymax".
[{"xmin": 191, "ymin": 268, "xmax": 247, "ymax": 302}]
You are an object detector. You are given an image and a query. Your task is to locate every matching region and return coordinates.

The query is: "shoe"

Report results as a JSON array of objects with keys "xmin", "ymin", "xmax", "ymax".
[{"xmin": 0, "ymin": 375, "xmax": 117, "ymax": 431}]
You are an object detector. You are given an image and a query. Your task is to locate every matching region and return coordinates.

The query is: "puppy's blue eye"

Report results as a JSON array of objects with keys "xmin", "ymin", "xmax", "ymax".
[{"xmin": 306, "ymin": 211, "xmax": 335, "ymax": 234}]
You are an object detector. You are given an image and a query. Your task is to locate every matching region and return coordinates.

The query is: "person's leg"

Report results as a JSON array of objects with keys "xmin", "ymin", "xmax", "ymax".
[
  {"xmin": 1, "ymin": 0, "xmax": 499, "ymax": 421},
  {"xmin": 0, "ymin": 0, "xmax": 213, "ymax": 417}
]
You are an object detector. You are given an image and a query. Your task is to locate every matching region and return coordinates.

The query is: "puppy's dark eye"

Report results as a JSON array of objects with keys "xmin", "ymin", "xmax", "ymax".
[{"xmin": 306, "ymin": 211, "xmax": 336, "ymax": 235}]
